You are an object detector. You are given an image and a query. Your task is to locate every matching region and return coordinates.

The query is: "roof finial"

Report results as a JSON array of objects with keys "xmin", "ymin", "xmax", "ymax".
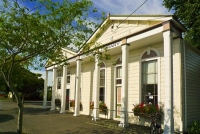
[{"xmin": 107, "ymin": 13, "xmax": 110, "ymax": 19}]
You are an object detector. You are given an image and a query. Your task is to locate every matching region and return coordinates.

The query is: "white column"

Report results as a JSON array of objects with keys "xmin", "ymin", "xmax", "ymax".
[
  {"xmin": 119, "ymin": 43, "xmax": 129, "ymax": 127},
  {"xmin": 163, "ymin": 24, "xmax": 174, "ymax": 133},
  {"xmin": 60, "ymin": 65, "xmax": 67, "ymax": 113},
  {"xmin": 50, "ymin": 68, "xmax": 57, "ymax": 111},
  {"xmin": 93, "ymin": 54, "xmax": 100, "ymax": 120},
  {"xmin": 74, "ymin": 58, "xmax": 81, "ymax": 116},
  {"xmin": 43, "ymin": 70, "xmax": 48, "ymax": 109}
]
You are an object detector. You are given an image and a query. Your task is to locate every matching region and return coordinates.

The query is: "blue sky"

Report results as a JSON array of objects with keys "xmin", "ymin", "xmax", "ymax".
[{"xmin": 28, "ymin": 0, "xmax": 171, "ymax": 86}]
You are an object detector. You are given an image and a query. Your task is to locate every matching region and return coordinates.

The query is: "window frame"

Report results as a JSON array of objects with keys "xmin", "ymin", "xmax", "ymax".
[
  {"xmin": 57, "ymin": 77, "xmax": 61, "ymax": 89},
  {"xmin": 99, "ymin": 62, "xmax": 106, "ymax": 102},
  {"xmin": 139, "ymin": 48, "xmax": 160, "ymax": 105},
  {"xmin": 114, "ymin": 57, "xmax": 122, "ymax": 118},
  {"xmin": 67, "ymin": 70, "xmax": 70, "ymax": 84}
]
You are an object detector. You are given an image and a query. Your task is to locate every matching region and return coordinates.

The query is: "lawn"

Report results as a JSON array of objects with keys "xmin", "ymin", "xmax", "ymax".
[{"xmin": 0, "ymin": 96, "xmax": 9, "ymax": 101}]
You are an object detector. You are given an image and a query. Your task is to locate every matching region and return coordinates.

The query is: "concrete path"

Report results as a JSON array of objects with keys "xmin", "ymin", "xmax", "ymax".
[{"xmin": 0, "ymin": 101, "xmax": 150, "ymax": 134}]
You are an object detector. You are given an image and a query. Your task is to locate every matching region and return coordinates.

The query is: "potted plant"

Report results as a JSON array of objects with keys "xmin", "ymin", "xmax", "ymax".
[
  {"xmin": 99, "ymin": 101, "xmax": 107, "ymax": 111},
  {"xmin": 70, "ymin": 100, "xmax": 75, "ymax": 108},
  {"xmin": 90, "ymin": 101, "xmax": 94, "ymax": 110},
  {"xmin": 69, "ymin": 100, "xmax": 83, "ymax": 111},
  {"xmin": 89, "ymin": 101, "xmax": 107, "ymax": 111},
  {"xmin": 132, "ymin": 102, "xmax": 162, "ymax": 118}
]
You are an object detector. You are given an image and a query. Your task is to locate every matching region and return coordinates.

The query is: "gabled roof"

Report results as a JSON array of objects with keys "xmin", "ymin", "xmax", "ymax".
[{"xmin": 77, "ymin": 14, "xmax": 186, "ymax": 54}]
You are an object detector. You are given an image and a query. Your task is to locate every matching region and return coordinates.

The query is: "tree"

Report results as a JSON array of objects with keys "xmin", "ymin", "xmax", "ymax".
[
  {"xmin": 0, "ymin": 0, "xmax": 102, "ymax": 133},
  {"xmin": 0, "ymin": 63, "xmax": 44, "ymax": 101},
  {"xmin": 163, "ymin": 0, "xmax": 200, "ymax": 48}
]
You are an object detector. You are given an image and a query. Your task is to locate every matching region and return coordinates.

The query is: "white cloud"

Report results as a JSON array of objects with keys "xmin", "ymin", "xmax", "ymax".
[{"xmin": 92, "ymin": 0, "xmax": 171, "ymax": 15}]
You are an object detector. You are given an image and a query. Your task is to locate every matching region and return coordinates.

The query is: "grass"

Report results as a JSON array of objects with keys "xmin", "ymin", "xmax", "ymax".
[{"xmin": 0, "ymin": 97, "xmax": 9, "ymax": 101}]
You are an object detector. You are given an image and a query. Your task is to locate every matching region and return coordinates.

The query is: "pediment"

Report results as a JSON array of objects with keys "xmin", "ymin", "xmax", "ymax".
[{"xmin": 80, "ymin": 15, "xmax": 173, "ymax": 52}]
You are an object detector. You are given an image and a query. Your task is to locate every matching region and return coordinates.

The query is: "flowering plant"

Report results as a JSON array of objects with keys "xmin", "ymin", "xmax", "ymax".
[
  {"xmin": 99, "ymin": 101, "xmax": 107, "ymax": 111},
  {"xmin": 70, "ymin": 100, "xmax": 75, "ymax": 107},
  {"xmin": 90, "ymin": 101, "xmax": 94, "ymax": 110},
  {"xmin": 90, "ymin": 101, "xmax": 107, "ymax": 110},
  {"xmin": 70, "ymin": 100, "xmax": 82, "ymax": 109},
  {"xmin": 132, "ymin": 102, "xmax": 162, "ymax": 115}
]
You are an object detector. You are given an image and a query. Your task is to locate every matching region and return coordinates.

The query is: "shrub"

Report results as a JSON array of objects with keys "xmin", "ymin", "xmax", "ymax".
[{"xmin": 188, "ymin": 120, "xmax": 200, "ymax": 134}]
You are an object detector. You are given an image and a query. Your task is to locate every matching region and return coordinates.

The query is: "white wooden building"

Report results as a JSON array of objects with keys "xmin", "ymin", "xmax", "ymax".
[{"xmin": 43, "ymin": 14, "xmax": 200, "ymax": 133}]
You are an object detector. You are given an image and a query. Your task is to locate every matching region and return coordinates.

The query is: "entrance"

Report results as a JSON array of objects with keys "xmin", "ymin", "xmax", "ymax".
[{"xmin": 66, "ymin": 89, "xmax": 70, "ymax": 110}]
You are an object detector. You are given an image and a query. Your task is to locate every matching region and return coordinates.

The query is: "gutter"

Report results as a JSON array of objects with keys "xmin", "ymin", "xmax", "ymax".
[{"xmin": 183, "ymin": 42, "xmax": 187, "ymax": 131}]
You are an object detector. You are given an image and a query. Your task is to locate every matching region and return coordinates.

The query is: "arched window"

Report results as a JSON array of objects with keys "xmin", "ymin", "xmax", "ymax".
[
  {"xmin": 100, "ymin": 62, "xmax": 106, "ymax": 102},
  {"xmin": 140, "ymin": 49, "xmax": 159, "ymax": 105}
]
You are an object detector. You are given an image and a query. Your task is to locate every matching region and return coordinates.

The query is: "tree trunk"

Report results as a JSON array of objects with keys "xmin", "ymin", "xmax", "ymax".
[
  {"xmin": 17, "ymin": 99, "xmax": 23, "ymax": 134},
  {"xmin": 12, "ymin": 88, "xmax": 23, "ymax": 134},
  {"xmin": 1, "ymin": 58, "xmax": 24, "ymax": 133}
]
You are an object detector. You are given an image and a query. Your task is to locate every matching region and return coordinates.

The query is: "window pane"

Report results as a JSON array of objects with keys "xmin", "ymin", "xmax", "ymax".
[
  {"xmin": 67, "ymin": 76, "xmax": 70, "ymax": 83},
  {"xmin": 142, "ymin": 74, "xmax": 147, "ymax": 84},
  {"xmin": 100, "ymin": 69, "xmax": 105, "ymax": 78},
  {"xmin": 67, "ymin": 70, "xmax": 70, "ymax": 75},
  {"xmin": 100, "ymin": 79, "xmax": 105, "ymax": 86},
  {"xmin": 145, "ymin": 84, "xmax": 155, "ymax": 95},
  {"xmin": 57, "ymin": 78, "xmax": 61, "ymax": 89},
  {"xmin": 116, "ymin": 79, "xmax": 122, "ymax": 84},
  {"xmin": 116, "ymin": 67, "xmax": 122, "ymax": 78},
  {"xmin": 99, "ymin": 87, "xmax": 104, "ymax": 102},
  {"xmin": 147, "ymin": 74, "xmax": 155, "ymax": 84},
  {"xmin": 117, "ymin": 87, "xmax": 121, "ymax": 103},
  {"xmin": 142, "ymin": 84, "xmax": 158, "ymax": 105},
  {"xmin": 142, "ymin": 62, "xmax": 147, "ymax": 73},
  {"xmin": 147, "ymin": 61, "xmax": 155, "ymax": 73}
]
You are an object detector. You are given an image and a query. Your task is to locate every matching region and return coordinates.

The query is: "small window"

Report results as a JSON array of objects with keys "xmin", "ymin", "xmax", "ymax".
[
  {"xmin": 67, "ymin": 70, "xmax": 70, "ymax": 84},
  {"xmin": 57, "ymin": 77, "xmax": 61, "ymax": 89},
  {"xmin": 116, "ymin": 66, "xmax": 122, "ymax": 84}
]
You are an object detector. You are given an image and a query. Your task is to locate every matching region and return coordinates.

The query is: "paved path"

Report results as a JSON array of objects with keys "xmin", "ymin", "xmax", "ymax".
[{"xmin": 0, "ymin": 101, "xmax": 151, "ymax": 134}]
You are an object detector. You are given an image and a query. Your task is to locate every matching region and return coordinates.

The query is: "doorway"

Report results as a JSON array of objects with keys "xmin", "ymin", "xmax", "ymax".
[{"xmin": 66, "ymin": 89, "xmax": 70, "ymax": 110}]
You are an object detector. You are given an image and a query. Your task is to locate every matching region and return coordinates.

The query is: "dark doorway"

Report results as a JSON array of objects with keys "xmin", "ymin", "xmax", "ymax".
[{"xmin": 66, "ymin": 89, "xmax": 70, "ymax": 110}]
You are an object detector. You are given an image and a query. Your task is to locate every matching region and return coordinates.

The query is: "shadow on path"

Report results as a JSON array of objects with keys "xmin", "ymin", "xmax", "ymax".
[
  {"xmin": 0, "ymin": 114, "xmax": 15, "ymax": 123},
  {"xmin": 0, "ymin": 132, "xmax": 18, "ymax": 134}
]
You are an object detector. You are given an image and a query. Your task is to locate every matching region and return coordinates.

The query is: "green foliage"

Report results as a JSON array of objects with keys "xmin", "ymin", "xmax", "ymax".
[
  {"xmin": 163, "ymin": 0, "xmax": 200, "ymax": 48},
  {"xmin": 188, "ymin": 120, "xmax": 200, "ymax": 134},
  {"xmin": 0, "ymin": 1, "xmax": 102, "ymax": 132},
  {"xmin": 132, "ymin": 103, "xmax": 163, "ymax": 115},
  {"xmin": 0, "ymin": 0, "xmax": 102, "ymax": 69},
  {"xmin": 99, "ymin": 101, "xmax": 107, "ymax": 110},
  {"xmin": 90, "ymin": 101, "xmax": 107, "ymax": 110}
]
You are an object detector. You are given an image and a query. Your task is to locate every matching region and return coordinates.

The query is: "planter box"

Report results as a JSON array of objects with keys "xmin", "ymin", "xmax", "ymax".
[
  {"xmin": 70, "ymin": 107, "xmax": 74, "ymax": 112},
  {"xmin": 134, "ymin": 113, "xmax": 151, "ymax": 118}
]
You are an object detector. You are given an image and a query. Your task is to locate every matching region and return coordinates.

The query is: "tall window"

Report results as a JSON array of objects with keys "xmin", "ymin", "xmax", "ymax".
[
  {"xmin": 115, "ymin": 58, "xmax": 122, "ymax": 117},
  {"xmin": 57, "ymin": 78, "xmax": 61, "ymax": 89},
  {"xmin": 57, "ymin": 72, "xmax": 62, "ymax": 89},
  {"xmin": 67, "ymin": 70, "xmax": 70, "ymax": 84},
  {"xmin": 99, "ymin": 62, "xmax": 105, "ymax": 102},
  {"xmin": 141, "ymin": 50, "xmax": 158, "ymax": 104}
]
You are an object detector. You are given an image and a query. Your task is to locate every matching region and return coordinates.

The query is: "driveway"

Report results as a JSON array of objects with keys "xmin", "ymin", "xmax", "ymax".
[{"xmin": 0, "ymin": 101, "xmax": 150, "ymax": 134}]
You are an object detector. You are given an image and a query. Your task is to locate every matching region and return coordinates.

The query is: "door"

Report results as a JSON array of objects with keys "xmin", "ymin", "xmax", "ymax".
[
  {"xmin": 116, "ymin": 86, "xmax": 121, "ymax": 117},
  {"xmin": 66, "ymin": 89, "xmax": 70, "ymax": 110}
]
